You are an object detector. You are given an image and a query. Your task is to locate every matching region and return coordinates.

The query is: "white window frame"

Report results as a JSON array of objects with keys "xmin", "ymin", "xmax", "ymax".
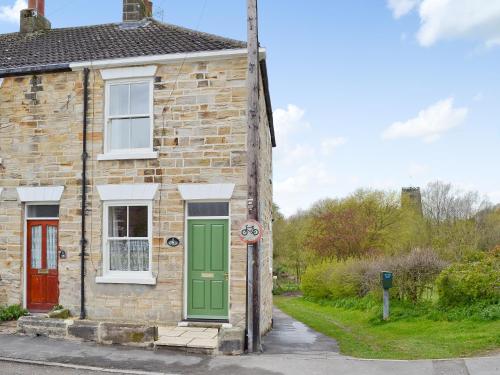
[
  {"xmin": 98, "ymin": 77, "xmax": 157, "ymax": 161},
  {"xmin": 96, "ymin": 200, "xmax": 155, "ymax": 285}
]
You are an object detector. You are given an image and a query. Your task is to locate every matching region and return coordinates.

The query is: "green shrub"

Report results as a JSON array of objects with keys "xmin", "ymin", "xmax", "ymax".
[
  {"xmin": 301, "ymin": 258, "xmax": 370, "ymax": 299},
  {"xmin": 436, "ymin": 250, "xmax": 500, "ymax": 306},
  {"xmin": 0, "ymin": 305, "xmax": 28, "ymax": 321},
  {"xmin": 301, "ymin": 261, "xmax": 335, "ymax": 299},
  {"xmin": 388, "ymin": 249, "xmax": 447, "ymax": 303},
  {"xmin": 301, "ymin": 249, "xmax": 446, "ymax": 303},
  {"xmin": 360, "ymin": 249, "xmax": 446, "ymax": 302},
  {"xmin": 327, "ymin": 258, "xmax": 367, "ymax": 299}
]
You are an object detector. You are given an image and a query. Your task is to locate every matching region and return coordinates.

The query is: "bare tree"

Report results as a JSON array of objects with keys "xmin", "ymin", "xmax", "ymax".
[{"xmin": 422, "ymin": 181, "xmax": 490, "ymax": 223}]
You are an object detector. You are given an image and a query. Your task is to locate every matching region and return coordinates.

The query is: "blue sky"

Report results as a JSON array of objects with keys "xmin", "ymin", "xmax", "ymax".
[{"xmin": 1, "ymin": 0, "xmax": 499, "ymax": 215}]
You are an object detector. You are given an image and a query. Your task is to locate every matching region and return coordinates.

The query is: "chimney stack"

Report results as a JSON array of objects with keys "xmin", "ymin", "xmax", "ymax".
[
  {"xmin": 20, "ymin": 0, "xmax": 51, "ymax": 33},
  {"xmin": 123, "ymin": 0, "xmax": 153, "ymax": 22}
]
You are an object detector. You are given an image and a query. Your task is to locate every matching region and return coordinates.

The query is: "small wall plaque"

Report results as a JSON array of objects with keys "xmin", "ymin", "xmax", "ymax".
[{"xmin": 167, "ymin": 237, "xmax": 180, "ymax": 247}]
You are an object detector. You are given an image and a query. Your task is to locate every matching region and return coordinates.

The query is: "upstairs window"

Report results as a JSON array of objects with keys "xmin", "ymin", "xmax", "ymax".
[{"xmin": 106, "ymin": 79, "xmax": 153, "ymax": 153}]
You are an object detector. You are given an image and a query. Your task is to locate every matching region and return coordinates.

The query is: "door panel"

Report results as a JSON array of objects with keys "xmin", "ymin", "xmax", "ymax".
[
  {"xmin": 192, "ymin": 280, "xmax": 206, "ymax": 309},
  {"xmin": 210, "ymin": 280, "xmax": 224, "ymax": 309},
  {"xmin": 210, "ymin": 224, "xmax": 224, "ymax": 271},
  {"xmin": 187, "ymin": 219, "xmax": 229, "ymax": 319},
  {"xmin": 192, "ymin": 224, "xmax": 206, "ymax": 271},
  {"xmin": 27, "ymin": 220, "xmax": 59, "ymax": 312}
]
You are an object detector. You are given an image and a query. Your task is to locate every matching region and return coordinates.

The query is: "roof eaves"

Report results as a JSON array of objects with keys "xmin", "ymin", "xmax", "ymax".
[
  {"xmin": 0, "ymin": 63, "xmax": 71, "ymax": 78},
  {"xmin": 260, "ymin": 59, "xmax": 276, "ymax": 148}
]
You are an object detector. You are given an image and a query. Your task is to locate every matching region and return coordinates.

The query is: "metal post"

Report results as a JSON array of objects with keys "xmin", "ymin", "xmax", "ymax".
[
  {"xmin": 383, "ymin": 289, "xmax": 390, "ymax": 320},
  {"xmin": 80, "ymin": 68, "xmax": 89, "ymax": 320},
  {"xmin": 246, "ymin": 244, "xmax": 254, "ymax": 352}
]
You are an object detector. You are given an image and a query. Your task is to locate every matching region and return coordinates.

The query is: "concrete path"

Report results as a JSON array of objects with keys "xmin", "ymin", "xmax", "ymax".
[{"xmin": 0, "ymin": 308, "xmax": 498, "ymax": 375}]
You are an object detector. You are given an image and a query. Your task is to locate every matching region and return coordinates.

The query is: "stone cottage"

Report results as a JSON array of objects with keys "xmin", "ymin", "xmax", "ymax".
[{"xmin": 0, "ymin": 0, "xmax": 275, "ymax": 346}]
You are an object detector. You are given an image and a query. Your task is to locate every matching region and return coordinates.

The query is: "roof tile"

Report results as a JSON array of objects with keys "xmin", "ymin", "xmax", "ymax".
[{"xmin": 0, "ymin": 19, "xmax": 246, "ymax": 72}]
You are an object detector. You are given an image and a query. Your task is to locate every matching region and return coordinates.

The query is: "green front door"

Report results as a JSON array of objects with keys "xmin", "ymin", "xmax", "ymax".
[{"xmin": 187, "ymin": 219, "xmax": 229, "ymax": 319}]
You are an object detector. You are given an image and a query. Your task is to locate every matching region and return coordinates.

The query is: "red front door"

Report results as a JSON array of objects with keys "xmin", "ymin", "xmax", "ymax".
[{"xmin": 27, "ymin": 220, "xmax": 59, "ymax": 312}]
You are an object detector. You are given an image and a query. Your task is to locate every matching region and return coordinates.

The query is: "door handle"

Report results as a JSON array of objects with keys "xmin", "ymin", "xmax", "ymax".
[{"xmin": 224, "ymin": 272, "xmax": 229, "ymax": 281}]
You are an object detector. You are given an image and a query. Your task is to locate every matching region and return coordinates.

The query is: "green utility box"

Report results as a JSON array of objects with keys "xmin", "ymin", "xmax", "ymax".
[{"xmin": 380, "ymin": 271, "xmax": 393, "ymax": 289}]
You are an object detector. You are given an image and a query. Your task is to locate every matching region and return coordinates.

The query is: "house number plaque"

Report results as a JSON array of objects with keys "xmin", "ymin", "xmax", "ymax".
[{"xmin": 167, "ymin": 237, "xmax": 180, "ymax": 247}]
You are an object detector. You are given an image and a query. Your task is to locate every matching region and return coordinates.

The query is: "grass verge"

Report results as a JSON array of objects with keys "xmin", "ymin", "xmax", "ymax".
[{"xmin": 274, "ymin": 296, "xmax": 500, "ymax": 360}]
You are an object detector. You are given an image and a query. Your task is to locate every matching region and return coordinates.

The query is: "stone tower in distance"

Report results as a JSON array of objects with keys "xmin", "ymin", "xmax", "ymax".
[{"xmin": 401, "ymin": 187, "xmax": 423, "ymax": 216}]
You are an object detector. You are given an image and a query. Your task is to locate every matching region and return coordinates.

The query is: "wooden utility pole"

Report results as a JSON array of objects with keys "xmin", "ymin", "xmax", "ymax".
[{"xmin": 246, "ymin": 0, "xmax": 261, "ymax": 353}]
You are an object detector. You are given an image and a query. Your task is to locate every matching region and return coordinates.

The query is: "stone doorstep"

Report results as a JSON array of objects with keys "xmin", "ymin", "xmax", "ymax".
[
  {"xmin": 177, "ymin": 321, "xmax": 232, "ymax": 329},
  {"xmin": 155, "ymin": 326, "xmax": 220, "ymax": 353}
]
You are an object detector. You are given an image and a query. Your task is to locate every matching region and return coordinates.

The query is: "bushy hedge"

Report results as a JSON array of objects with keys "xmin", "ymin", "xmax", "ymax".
[
  {"xmin": 436, "ymin": 249, "xmax": 500, "ymax": 306},
  {"xmin": 0, "ymin": 305, "xmax": 28, "ymax": 321},
  {"xmin": 301, "ymin": 261, "xmax": 336, "ymax": 299},
  {"xmin": 301, "ymin": 249, "xmax": 447, "ymax": 303}
]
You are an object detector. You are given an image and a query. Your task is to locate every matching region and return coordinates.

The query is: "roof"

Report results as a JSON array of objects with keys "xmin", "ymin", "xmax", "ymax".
[
  {"xmin": 0, "ymin": 18, "xmax": 276, "ymax": 147},
  {"xmin": 0, "ymin": 19, "xmax": 246, "ymax": 74}
]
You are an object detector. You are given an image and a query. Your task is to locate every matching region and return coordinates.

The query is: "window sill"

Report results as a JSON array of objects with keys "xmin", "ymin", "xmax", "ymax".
[
  {"xmin": 95, "ymin": 274, "xmax": 156, "ymax": 285},
  {"xmin": 97, "ymin": 151, "xmax": 158, "ymax": 161}
]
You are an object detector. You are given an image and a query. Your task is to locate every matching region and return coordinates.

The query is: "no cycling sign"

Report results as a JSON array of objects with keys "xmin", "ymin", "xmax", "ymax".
[{"xmin": 239, "ymin": 219, "xmax": 264, "ymax": 244}]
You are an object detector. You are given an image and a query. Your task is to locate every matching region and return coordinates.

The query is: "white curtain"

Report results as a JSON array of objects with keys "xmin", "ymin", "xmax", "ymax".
[
  {"xmin": 31, "ymin": 226, "xmax": 42, "ymax": 269},
  {"xmin": 110, "ymin": 239, "xmax": 148, "ymax": 271},
  {"xmin": 130, "ymin": 240, "xmax": 149, "ymax": 271},
  {"xmin": 47, "ymin": 226, "xmax": 58, "ymax": 270}
]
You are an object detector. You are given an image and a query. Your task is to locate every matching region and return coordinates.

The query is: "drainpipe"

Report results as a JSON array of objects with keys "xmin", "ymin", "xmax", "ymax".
[{"xmin": 80, "ymin": 68, "xmax": 89, "ymax": 319}]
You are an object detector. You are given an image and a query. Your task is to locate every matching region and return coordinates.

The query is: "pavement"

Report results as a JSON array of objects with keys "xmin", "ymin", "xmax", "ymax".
[{"xmin": 0, "ymin": 307, "xmax": 498, "ymax": 375}]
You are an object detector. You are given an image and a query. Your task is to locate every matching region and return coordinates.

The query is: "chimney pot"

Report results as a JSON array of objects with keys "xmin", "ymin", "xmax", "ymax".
[{"xmin": 28, "ymin": 0, "xmax": 45, "ymax": 16}]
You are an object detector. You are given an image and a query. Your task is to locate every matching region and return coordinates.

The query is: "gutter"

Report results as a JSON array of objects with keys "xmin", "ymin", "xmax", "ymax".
[
  {"xmin": 260, "ymin": 59, "xmax": 276, "ymax": 148},
  {"xmin": 0, "ymin": 63, "xmax": 71, "ymax": 78},
  {"xmin": 80, "ymin": 68, "xmax": 89, "ymax": 320}
]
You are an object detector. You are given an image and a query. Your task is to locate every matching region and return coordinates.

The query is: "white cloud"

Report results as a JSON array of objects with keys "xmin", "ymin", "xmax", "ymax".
[
  {"xmin": 387, "ymin": 0, "xmax": 421, "ymax": 18},
  {"xmin": 488, "ymin": 190, "xmax": 500, "ymax": 204},
  {"xmin": 382, "ymin": 97, "xmax": 468, "ymax": 143},
  {"xmin": 281, "ymin": 144, "xmax": 316, "ymax": 166},
  {"xmin": 273, "ymin": 104, "xmax": 310, "ymax": 145},
  {"xmin": 273, "ymin": 104, "xmax": 347, "ymax": 216},
  {"xmin": 388, "ymin": 0, "xmax": 500, "ymax": 47},
  {"xmin": 274, "ymin": 163, "xmax": 338, "ymax": 216},
  {"xmin": 0, "ymin": 0, "xmax": 26, "ymax": 23},
  {"xmin": 321, "ymin": 137, "xmax": 347, "ymax": 156},
  {"xmin": 409, "ymin": 162, "xmax": 429, "ymax": 177},
  {"xmin": 418, "ymin": 0, "xmax": 500, "ymax": 47}
]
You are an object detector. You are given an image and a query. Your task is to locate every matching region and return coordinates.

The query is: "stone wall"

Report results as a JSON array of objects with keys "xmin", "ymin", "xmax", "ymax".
[
  {"xmin": 257, "ymin": 71, "xmax": 274, "ymax": 335},
  {"xmin": 0, "ymin": 71, "xmax": 83, "ymax": 309},
  {"xmin": 0, "ymin": 56, "xmax": 274, "ymax": 330}
]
